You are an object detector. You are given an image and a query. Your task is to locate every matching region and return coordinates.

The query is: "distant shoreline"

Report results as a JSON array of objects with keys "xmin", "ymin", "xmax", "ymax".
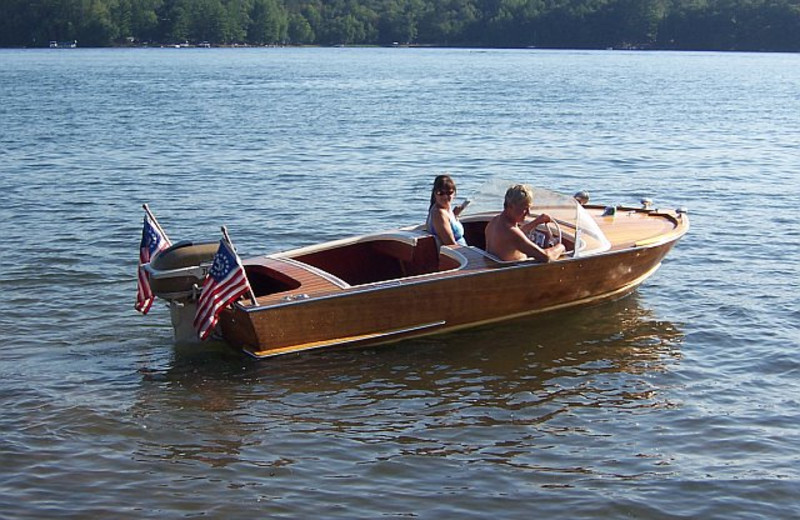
[{"xmin": 5, "ymin": 43, "xmax": 798, "ymax": 54}]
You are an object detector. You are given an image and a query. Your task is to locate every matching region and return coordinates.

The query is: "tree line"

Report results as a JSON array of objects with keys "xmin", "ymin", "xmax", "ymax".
[{"xmin": 2, "ymin": 0, "xmax": 799, "ymax": 51}]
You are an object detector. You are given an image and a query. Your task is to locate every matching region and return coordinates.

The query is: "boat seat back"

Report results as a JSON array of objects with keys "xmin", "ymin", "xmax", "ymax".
[
  {"xmin": 405, "ymin": 235, "xmax": 439, "ymax": 275},
  {"xmin": 463, "ymin": 219, "xmax": 488, "ymax": 249},
  {"xmin": 370, "ymin": 235, "xmax": 440, "ymax": 277}
]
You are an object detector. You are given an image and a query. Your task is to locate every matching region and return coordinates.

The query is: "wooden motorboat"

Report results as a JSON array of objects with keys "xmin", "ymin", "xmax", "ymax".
[{"xmin": 144, "ymin": 184, "xmax": 688, "ymax": 359}]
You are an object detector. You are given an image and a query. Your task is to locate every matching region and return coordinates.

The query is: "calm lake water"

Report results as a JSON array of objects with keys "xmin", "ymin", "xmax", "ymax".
[{"xmin": 1, "ymin": 47, "xmax": 799, "ymax": 518}]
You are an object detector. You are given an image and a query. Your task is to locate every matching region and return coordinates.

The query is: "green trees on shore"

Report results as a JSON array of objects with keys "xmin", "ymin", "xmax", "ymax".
[{"xmin": 2, "ymin": 0, "xmax": 798, "ymax": 51}]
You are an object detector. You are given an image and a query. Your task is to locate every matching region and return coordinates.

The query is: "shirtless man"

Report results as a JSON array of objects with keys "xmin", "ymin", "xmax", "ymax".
[{"xmin": 485, "ymin": 184, "xmax": 566, "ymax": 262}]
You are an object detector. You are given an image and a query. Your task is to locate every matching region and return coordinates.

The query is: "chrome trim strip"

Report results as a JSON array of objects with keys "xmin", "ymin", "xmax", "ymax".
[
  {"xmin": 143, "ymin": 263, "xmax": 207, "ymax": 280},
  {"xmin": 244, "ymin": 320, "xmax": 446, "ymax": 359}
]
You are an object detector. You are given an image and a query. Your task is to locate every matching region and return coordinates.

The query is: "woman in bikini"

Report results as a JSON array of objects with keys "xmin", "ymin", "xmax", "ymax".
[{"xmin": 427, "ymin": 175, "xmax": 469, "ymax": 247}]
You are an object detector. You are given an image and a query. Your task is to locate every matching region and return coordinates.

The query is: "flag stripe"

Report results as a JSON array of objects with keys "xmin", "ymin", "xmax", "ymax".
[
  {"xmin": 194, "ymin": 281, "xmax": 247, "ymax": 327},
  {"xmin": 193, "ymin": 239, "xmax": 252, "ymax": 340},
  {"xmin": 194, "ymin": 276, "xmax": 250, "ymax": 338},
  {"xmin": 193, "ymin": 271, "xmax": 247, "ymax": 320},
  {"xmin": 136, "ymin": 214, "xmax": 171, "ymax": 315},
  {"xmin": 194, "ymin": 282, "xmax": 246, "ymax": 331},
  {"xmin": 135, "ymin": 265, "xmax": 155, "ymax": 314}
]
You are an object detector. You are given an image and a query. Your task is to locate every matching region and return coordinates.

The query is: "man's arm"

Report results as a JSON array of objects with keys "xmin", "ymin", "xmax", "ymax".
[{"xmin": 510, "ymin": 226, "xmax": 564, "ymax": 262}]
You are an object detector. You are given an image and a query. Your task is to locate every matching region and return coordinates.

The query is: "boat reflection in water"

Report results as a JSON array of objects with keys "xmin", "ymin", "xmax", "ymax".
[{"xmin": 133, "ymin": 294, "xmax": 683, "ymax": 469}]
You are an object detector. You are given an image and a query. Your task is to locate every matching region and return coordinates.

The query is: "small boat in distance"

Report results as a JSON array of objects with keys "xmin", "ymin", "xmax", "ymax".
[
  {"xmin": 49, "ymin": 40, "xmax": 77, "ymax": 48},
  {"xmin": 143, "ymin": 182, "xmax": 689, "ymax": 359}
]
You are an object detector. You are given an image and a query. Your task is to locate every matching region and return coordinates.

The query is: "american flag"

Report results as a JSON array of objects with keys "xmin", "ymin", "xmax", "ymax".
[
  {"xmin": 135, "ymin": 215, "xmax": 171, "ymax": 315},
  {"xmin": 193, "ymin": 238, "xmax": 252, "ymax": 341}
]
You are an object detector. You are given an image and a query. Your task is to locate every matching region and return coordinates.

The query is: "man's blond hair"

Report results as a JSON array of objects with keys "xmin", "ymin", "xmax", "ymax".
[{"xmin": 504, "ymin": 184, "xmax": 534, "ymax": 210}]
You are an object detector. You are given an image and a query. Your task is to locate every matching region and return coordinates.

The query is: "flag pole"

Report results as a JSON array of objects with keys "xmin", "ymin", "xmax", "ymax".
[
  {"xmin": 142, "ymin": 203, "xmax": 172, "ymax": 244},
  {"xmin": 221, "ymin": 225, "xmax": 258, "ymax": 306}
]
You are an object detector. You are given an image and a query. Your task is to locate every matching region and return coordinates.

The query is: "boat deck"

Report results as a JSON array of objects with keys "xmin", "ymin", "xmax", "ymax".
[{"xmin": 588, "ymin": 207, "xmax": 682, "ymax": 249}]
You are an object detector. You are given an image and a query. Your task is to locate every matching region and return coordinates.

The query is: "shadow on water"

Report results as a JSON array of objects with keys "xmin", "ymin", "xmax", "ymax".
[{"xmin": 130, "ymin": 293, "xmax": 684, "ymax": 472}]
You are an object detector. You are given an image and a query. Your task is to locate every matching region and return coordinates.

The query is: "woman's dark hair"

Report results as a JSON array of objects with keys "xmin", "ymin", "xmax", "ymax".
[{"xmin": 429, "ymin": 175, "xmax": 457, "ymax": 206}]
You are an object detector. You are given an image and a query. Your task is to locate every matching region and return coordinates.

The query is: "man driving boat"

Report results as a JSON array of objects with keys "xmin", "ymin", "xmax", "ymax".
[{"xmin": 485, "ymin": 184, "xmax": 566, "ymax": 262}]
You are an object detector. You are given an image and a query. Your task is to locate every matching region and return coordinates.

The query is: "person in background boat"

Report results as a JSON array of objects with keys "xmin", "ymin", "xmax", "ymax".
[
  {"xmin": 485, "ymin": 184, "xmax": 566, "ymax": 262},
  {"xmin": 574, "ymin": 190, "xmax": 590, "ymax": 205},
  {"xmin": 427, "ymin": 174, "xmax": 469, "ymax": 246}
]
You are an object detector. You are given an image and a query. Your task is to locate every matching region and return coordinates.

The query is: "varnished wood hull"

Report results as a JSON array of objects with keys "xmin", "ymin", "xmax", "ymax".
[{"xmin": 219, "ymin": 208, "xmax": 687, "ymax": 358}]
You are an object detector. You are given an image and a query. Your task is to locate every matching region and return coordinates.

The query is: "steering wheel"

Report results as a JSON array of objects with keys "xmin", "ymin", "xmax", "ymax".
[{"xmin": 529, "ymin": 219, "xmax": 562, "ymax": 248}]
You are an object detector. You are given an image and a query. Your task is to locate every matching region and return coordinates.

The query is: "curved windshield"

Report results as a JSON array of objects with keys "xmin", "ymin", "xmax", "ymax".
[{"xmin": 462, "ymin": 179, "xmax": 610, "ymax": 257}]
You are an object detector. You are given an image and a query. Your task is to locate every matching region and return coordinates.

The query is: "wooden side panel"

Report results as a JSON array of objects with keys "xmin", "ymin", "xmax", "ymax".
[{"xmin": 230, "ymin": 240, "xmax": 679, "ymax": 356}]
